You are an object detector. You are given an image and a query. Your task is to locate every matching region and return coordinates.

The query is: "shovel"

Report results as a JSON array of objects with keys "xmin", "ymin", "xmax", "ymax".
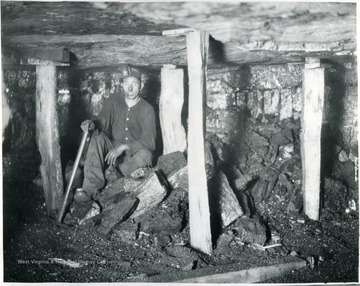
[{"xmin": 58, "ymin": 130, "xmax": 90, "ymax": 223}]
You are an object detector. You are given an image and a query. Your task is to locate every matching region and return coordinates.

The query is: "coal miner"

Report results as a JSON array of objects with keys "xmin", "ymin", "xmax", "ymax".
[{"xmin": 75, "ymin": 66, "xmax": 156, "ymax": 202}]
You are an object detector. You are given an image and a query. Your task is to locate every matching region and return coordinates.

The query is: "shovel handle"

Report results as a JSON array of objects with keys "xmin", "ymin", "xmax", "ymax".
[{"xmin": 58, "ymin": 130, "xmax": 89, "ymax": 223}]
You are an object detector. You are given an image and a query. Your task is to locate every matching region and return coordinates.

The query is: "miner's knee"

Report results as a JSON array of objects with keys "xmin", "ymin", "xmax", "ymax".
[
  {"xmin": 133, "ymin": 149, "xmax": 153, "ymax": 167},
  {"xmin": 91, "ymin": 131, "xmax": 107, "ymax": 143}
]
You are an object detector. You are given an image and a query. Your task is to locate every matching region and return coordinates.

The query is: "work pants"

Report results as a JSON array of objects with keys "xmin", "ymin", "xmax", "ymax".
[{"xmin": 82, "ymin": 132, "xmax": 152, "ymax": 197}]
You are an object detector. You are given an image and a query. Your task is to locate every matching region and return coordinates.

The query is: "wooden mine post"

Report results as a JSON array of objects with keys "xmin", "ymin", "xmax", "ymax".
[
  {"xmin": 21, "ymin": 48, "xmax": 69, "ymax": 215},
  {"xmin": 186, "ymin": 31, "xmax": 212, "ymax": 254},
  {"xmin": 301, "ymin": 58, "xmax": 325, "ymax": 221},
  {"xmin": 162, "ymin": 28, "xmax": 212, "ymax": 254},
  {"xmin": 36, "ymin": 65, "xmax": 64, "ymax": 215},
  {"xmin": 160, "ymin": 65, "xmax": 187, "ymax": 154}
]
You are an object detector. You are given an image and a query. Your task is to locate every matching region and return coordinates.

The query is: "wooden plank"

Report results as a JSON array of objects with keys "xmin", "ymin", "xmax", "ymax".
[
  {"xmin": 21, "ymin": 58, "xmax": 70, "ymax": 66},
  {"xmin": 4, "ymin": 34, "xmax": 355, "ymax": 68},
  {"xmin": 167, "ymin": 165, "xmax": 188, "ymax": 190},
  {"xmin": 186, "ymin": 31, "xmax": 212, "ymax": 254},
  {"xmin": 35, "ymin": 65, "xmax": 64, "ymax": 215},
  {"xmin": 305, "ymin": 57, "xmax": 321, "ymax": 69},
  {"xmin": 5, "ymin": 34, "xmax": 187, "ymax": 67},
  {"xmin": 129, "ymin": 172, "xmax": 167, "ymax": 218},
  {"xmin": 141, "ymin": 256, "xmax": 306, "ymax": 282},
  {"xmin": 162, "ymin": 28, "xmax": 196, "ymax": 36},
  {"xmin": 5, "ymin": 46, "xmax": 71, "ymax": 66},
  {"xmin": 175, "ymin": 259, "xmax": 307, "ymax": 283},
  {"xmin": 20, "ymin": 48, "xmax": 70, "ymax": 63},
  {"xmin": 160, "ymin": 65, "xmax": 187, "ymax": 154},
  {"xmin": 301, "ymin": 64, "xmax": 325, "ymax": 221}
]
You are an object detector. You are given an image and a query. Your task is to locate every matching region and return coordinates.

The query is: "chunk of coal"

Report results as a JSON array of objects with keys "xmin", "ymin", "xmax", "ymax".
[{"xmin": 231, "ymin": 217, "xmax": 267, "ymax": 245}]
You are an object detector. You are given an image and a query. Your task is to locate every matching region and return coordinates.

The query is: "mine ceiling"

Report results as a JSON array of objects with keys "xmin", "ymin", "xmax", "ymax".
[{"xmin": 1, "ymin": 2, "xmax": 356, "ymax": 68}]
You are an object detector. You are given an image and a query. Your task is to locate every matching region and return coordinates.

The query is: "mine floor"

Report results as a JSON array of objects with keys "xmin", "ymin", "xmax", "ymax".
[{"xmin": 3, "ymin": 179, "xmax": 359, "ymax": 283}]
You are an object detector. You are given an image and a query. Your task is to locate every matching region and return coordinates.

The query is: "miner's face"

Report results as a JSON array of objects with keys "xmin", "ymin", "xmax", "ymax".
[{"xmin": 122, "ymin": 76, "xmax": 141, "ymax": 100}]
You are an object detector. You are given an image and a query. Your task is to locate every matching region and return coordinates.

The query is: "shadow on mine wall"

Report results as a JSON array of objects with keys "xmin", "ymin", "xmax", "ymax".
[
  {"xmin": 140, "ymin": 69, "xmax": 163, "ymax": 161},
  {"xmin": 320, "ymin": 60, "xmax": 347, "ymax": 208},
  {"xmin": 207, "ymin": 64, "xmax": 253, "ymax": 244},
  {"xmin": 321, "ymin": 60, "xmax": 347, "ymax": 171},
  {"xmin": 61, "ymin": 68, "xmax": 90, "ymax": 166}
]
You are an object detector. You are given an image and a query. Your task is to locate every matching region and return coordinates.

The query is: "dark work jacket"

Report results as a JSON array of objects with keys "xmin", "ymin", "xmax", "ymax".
[{"xmin": 95, "ymin": 94, "xmax": 156, "ymax": 155}]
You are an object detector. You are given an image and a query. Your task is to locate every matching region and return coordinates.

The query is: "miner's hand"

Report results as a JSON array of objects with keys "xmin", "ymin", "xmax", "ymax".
[
  {"xmin": 105, "ymin": 144, "xmax": 130, "ymax": 166},
  {"xmin": 81, "ymin": 120, "xmax": 95, "ymax": 132}
]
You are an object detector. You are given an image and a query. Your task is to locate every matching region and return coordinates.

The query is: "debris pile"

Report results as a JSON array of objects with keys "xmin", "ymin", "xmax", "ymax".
[
  {"xmin": 29, "ymin": 111, "xmax": 357, "ymax": 282},
  {"xmin": 62, "ymin": 146, "xmax": 275, "ymax": 257}
]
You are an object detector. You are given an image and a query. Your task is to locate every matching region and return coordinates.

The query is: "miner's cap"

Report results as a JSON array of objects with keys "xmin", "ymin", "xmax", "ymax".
[{"xmin": 122, "ymin": 65, "xmax": 141, "ymax": 81}]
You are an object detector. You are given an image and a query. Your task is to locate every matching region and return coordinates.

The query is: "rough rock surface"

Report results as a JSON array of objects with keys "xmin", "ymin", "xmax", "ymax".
[
  {"xmin": 138, "ymin": 187, "xmax": 188, "ymax": 237},
  {"xmin": 230, "ymin": 217, "xmax": 268, "ymax": 245},
  {"xmin": 208, "ymin": 171, "xmax": 244, "ymax": 228},
  {"xmin": 167, "ymin": 166, "xmax": 188, "ymax": 191},
  {"xmin": 156, "ymin": 151, "xmax": 187, "ymax": 177},
  {"xmin": 323, "ymin": 177, "xmax": 354, "ymax": 216},
  {"xmin": 332, "ymin": 160, "xmax": 357, "ymax": 190},
  {"xmin": 119, "ymin": 2, "xmax": 356, "ymax": 46}
]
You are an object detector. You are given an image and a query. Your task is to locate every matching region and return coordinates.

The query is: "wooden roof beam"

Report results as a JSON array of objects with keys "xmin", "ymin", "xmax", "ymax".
[
  {"xmin": 2, "ymin": 34, "xmax": 355, "ymax": 68},
  {"xmin": 2, "ymin": 46, "xmax": 71, "ymax": 66}
]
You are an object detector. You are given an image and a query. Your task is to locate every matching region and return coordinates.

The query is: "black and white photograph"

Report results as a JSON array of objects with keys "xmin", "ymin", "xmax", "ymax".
[{"xmin": 1, "ymin": 1, "xmax": 358, "ymax": 283}]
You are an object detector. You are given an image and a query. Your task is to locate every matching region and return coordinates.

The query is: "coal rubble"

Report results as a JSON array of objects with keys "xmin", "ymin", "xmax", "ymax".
[
  {"xmin": 5, "ymin": 124, "xmax": 358, "ymax": 283},
  {"xmin": 56, "ymin": 115, "xmax": 356, "ymax": 283}
]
